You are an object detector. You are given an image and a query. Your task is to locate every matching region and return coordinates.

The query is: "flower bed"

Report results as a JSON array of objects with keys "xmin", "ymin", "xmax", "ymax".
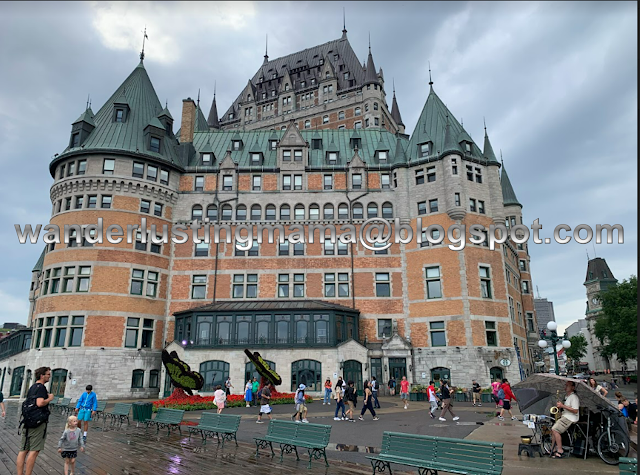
[{"xmin": 152, "ymin": 388, "xmax": 313, "ymax": 412}]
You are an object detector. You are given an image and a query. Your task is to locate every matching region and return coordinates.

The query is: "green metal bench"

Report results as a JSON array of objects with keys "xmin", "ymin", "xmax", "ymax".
[
  {"xmin": 56, "ymin": 398, "xmax": 71, "ymax": 415},
  {"xmin": 49, "ymin": 397, "xmax": 62, "ymax": 411},
  {"xmin": 188, "ymin": 412, "xmax": 241, "ymax": 446},
  {"xmin": 254, "ymin": 419, "xmax": 332, "ymax": 469},
  {"xmin": 93, "ymin": 400, "xmax": 108, "ymax": 420},
  {"xmin": 620, "ymin": 458, "xmax": 638, "ymax": 475},
  {"xmin": 144, "ymin": 408, "xmax": 185, "ymax": 436},
  {"xmin": 103, "ymin": 403, "xmax": 132, "ymax": 426},
  {"xmin": 367, "ymin": 432, "xmax": 504, "ymax": 475}
]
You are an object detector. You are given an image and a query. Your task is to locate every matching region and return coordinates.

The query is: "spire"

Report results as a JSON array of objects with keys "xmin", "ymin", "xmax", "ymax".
[
  {"xmin": 482, "ymin": 119, "xmax": 499, "ymax": 163},
  {"xmin": 197, "ymin": 88, "xmax": 200, "ymax": 108},
  {"xmin": 140, "ymin": 27, "xmax": 148, "ymax": 62},
  {"xmin": 390, "ymin": 80, "xmax": 404, "ymax": 127},
  {"xmin": 207, "ymin": 83, "xmax": 220, "ymax": 129},
  {"xmin": 363, "ymin": 35, "xmax": 380, "ymax": 86},
  {"xmin": 263, "ymin": 34, "xmax": 269, "ymax": 64},
  {"xmin": 342, "ymin": 8, "xmax": 347, "ymax": 39},
  {"xmin": 428, "ymin": 61, "xmax": 433, "ymax": 90},
  {"xmin": 500, "ymin": 156, "xmax": 522, "ymax": 208}
]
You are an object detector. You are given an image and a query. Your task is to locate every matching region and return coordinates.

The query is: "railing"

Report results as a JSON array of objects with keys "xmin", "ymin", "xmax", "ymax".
[{"xmin": 184, "ymin": 334, "xmax": 355, "ymax": 349}]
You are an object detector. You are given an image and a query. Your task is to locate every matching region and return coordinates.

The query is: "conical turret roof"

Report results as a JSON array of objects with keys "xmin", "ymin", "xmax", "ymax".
[
  {"xmin": 483, "ymin": 127, "xmax": 499, "ymax": 164},
  {"xmin": 207, "ymin": 95, "xmax": 220, "ymax": 129},
  {"xmin": 363, "ymin": 47, "xmax": 380, "ymax": 86},
  {"xmin": 501, "ymin": 163, "xmax": 522, "ymax": 208},
  {"xmin": 390, "ymin": 91, "xmax": 404, "ymax": 126},
  {"xmin": 73, "ymin": 107, "xmax": 95, "ymax": 127}
]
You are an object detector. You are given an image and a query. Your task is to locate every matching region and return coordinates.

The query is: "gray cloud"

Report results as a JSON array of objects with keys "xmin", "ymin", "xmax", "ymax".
[{"xmin": 0, "ymin": 1, "xmax": 636, "ymax": 328}]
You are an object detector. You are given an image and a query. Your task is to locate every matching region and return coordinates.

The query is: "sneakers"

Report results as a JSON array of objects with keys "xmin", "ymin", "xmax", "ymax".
[
  {"xmin": 82, "ymin": 435, "xmax": 87, "ymax": 443},
  {"xmin": 349, "ymin": 418, "xmax": 356, "ymax": 422},
  {"xmin": 323, "ymin": 403, "xmax": 326, "ymax": 405},
  {"xmin": 429, "ymin": 412, "xmax": 435, "ymax": 419},
  {"xmin": 301, "ymin": 419, "xmax": 309, "ymax": 423},
  {"xmin": 373, "ymin": 417, "xmax": 379, "ymax": 421},
  {"xmin": 472, "ymin": 404, "xmax": 476, "ymax": 407},
  {"xmin": 256, "ymin": 420, "xmax": 264, "ymax": 423},
  {"xmin": 334, "ymin": 417, "xmax": 341, "ymax": 421},
  {"xmin": 511, "ymin": 416, "xmax": 518, "ymax": 421},
  {"xmin": 478, "ymin": 404, "xmax": 482, "ymax": 407},
  {"xmin": 358, "ymin": 416, "xmax": 364, "ymax": 421},
  {"xmin": 291, "ymin": 414, "xmax": 296, "ymax": 421},
  {"xmin": 439, "ymin": 417, "xmax": 446, "ymax": 421},
  {"xmin": 453, "ymin": 416, "xmax": 460, "ymax": 421},
  {"xmin": 404, "ymin": 405, "xmax": 408, "ymax": 410},
  {"xmin": 341, "ymin": 416, "xmax": 346, "ymax": 420},
  {"xmin": 498, "ymin": 416, "xmax": 505, "ymax": 421}
]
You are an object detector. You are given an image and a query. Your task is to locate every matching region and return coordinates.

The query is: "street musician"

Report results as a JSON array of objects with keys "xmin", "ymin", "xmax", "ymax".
[{"xmin": 550, "ymin": 380, "xmax": 580, "ymax": 458}]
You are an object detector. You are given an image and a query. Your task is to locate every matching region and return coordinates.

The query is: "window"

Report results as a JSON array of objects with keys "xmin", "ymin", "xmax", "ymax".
[
  {"xmin": 270, "ymin": 140, "xmax": 278, "ymax": 151},
  {"xmin": 291, "ymin": 359, "xmax": 321, "ymax": 392},
  {"xmin": 147, "ymin": 165, "xmax": 157, "ymax": 182},
  {"xmin": 69, "ymin": 316, "xmax": 84, "ymax": 347},
  {"xmin": 417, "ymin": 201, "xmax": 426, "ymax": 215},
  {"xmin": 280, "ymin": 204, "xmax": 290, "ymax": 220},
  {"xmin": 206, "ymin": 205, "xmax": 218, "ymax": 221},
  {"xmin": 278, "ymin": 240, "xmax": 289, "ymax": 256},
  {"xmin": 419, "ymin": 143, "xmax": 431, "ymax": 157},
  {"xmin": 304, "ymin": 120, "xmax": 311, "ymax": 129},
  {"xmin": 469, "ymin": 198, "xmax": 477, "ymax": 212},
  {"xmin": 382, "ymin": 202, "xmax": 393, "ymax": 219},
  {"xmin": 478, "ymin": 200, "xmax": 485, "ymax": 214},
  {"xmin": 526, "ymin": 312, "xmax": 535, "ymax": 333},
  {"xmin": 323, "ymin": 204, "xmax": 334, "ymax": 219},
  {"xmin": 192, "ymin": 275, "xmax": 207, "ymax": 299},
  {"xmin": 283, "ymin": 150, "xmax": 291, "ymax": 162},
  {"xmin": 150, "ymin": 137, "xmax": 161, "ymax": 153},
  {"xmin": 200, "ymin": 360, "xmax": 230, "ymax": 392},
  {"xmin": 252, "ymin": 175, "xmax": 262, "ymax": 191},
  {"xmin": 309, "ymin": 204, "xmax": 320, "ymax": 220},
  {"xmin": 374, "ymin": 117, "xmax": 379, "ymax": 126},
  {"xmin": 338, "ymin": 203, "xmax": 349, "ymax": 219},
  {"xmin": 323, "ymin": 115, "xmax": 329, "ymax": 124},
  {"xmin": 352, "ymin": 203, "xmax": 363, "ymax": 219},
  {"xmin": 426, "ymin": 167, "xmax": 436, "ymax": 182},
  {"xmin": 294, "ymin": 150, "xmax": 303, "ymax": 161},
  {"xmin": 365, "ymin": 118, "xmax": 369, "ymax": 127},
  {"xmin": 149, "ymin": 370, "xmax": 159, "ymax": 388},
  {"xmin": 131, "ymin": 369, "xmax": 144, "ymax": 388},
  {"xmin": 355, "ymin": 107, "xmax": 361, "ymax": 116},
  {"xmin": 519, "ymin": 260, "xmax": 527, "ymax": 272},
  {"xmin": 352, "ymin": 173, "xmax": 362, "ymax": 190},
  {"xmin": 103, "ymin": 158, "xmax": 116, "ymax": 176},
  {"xmin": 282, "ymin": 175, "xmax": 291, "ymax": 191},
  {"xmin": 475, "ymin": 168, "xmax": 482, "ymax": 183},
  {"xmin": 154, "ymin": 203, "xmax": 163, "ymax": 217},
  {"xmin": 195, "ymin": 176, "xmax": 204, "ymax": 191},
  {"xmin": 101, "ymin": 195, "xmax": 112, "ymax": 209},
  {"xmin": 251, "ymin": 153, "xmax": 261, "ymax": 164},
  {"xmin": 294, "ymin": 204, "xmax": 305, "ymax": 220},
  {"xmin": 373, "ymin": 241, "xmax": 387, "ymax": 254},
  {"xmin": 233, "ymin": 274, "xmax": 258, "ymax": 298},
  {"xmin": 425, "ymin": 267, "xmax": 442, "ymax": 299},
  {"xmin": 415, "ymin": 169, "xmax": 424, "ymax": 185},
  {"xmin": 71, "ymin": 133, "xmax": 80, "ymax": 148},
  {"xmin": 160, "ymin": 169, "xmax": 169, "ymax": 185},
  {"xmin": 430, "ymin": 321, "xmax": 446, "ymax": 346},
  {"xmin": 87, "ymin": 195, "xmax": 97, "ymax": 208},
  {"xmin": 365, "ymin": 103, "xmax": 369, "ymax": 112},
  {"xmin": 508, "ymin": 296, "xmax": 515, "ymax": 321},
  {"xmin": 465, "ymin": 142, "xmax": 472, "ymax": 153},
  {"xmin": 251, "ymin": 205, "xmax": 261, "ymax": 221},
  {"xmin": 327, "ymin": 152, "xmax": 338, "ymax": 164},
  {"xmin": 194, "ymin": 242, "xmax": 208, "ymax": 257},
  {"xmin": 191, "ymin": 205, "xmax": 202, "ymax": 220},
  {"xmin": 375, "ymin": 273, "xmax": 390, "ymax": 297},
  {"xmin": 140, "ymin": 199, "xmax": 150, "ymax": 214},
  {"xmin": 454, "ymin": 193, "xmax": 461, "ymax": 207},
  {"xmin": 485, "ymin": 321, "xmax": 497, "ymax": 346},
  {"xmin": 324, "ymin": 241, "xmax": 334, "ymax": 255},
  {"xmin": 381, "ymin": 173, "xmax": 390, "ymax": 188},
  {"xmin": 467, "ymin": 165, "xmax": 474, "ymax": 181},
  {"xmin": 338, "ymin": 111, "xmax": 345, "ymax": 120},
  {"xmin": 223, "ymin": 175, "xmax": 232, "ymax": 191},
  {"xmin": 67, "ymin": 162, "xmax": 75, "ymax": 177},
  {"xmin": 367, "ymin": 203, "xmax": 378, "ymax": 218},
  {"xmin": 277, "ymin": 274, "xmax": 289, "ymax": 297},
  {"xmin": 59, "ymin": 164, "xmax": 65, "ymax": 179},
  {"xmin": 429, "ymin": 199, "xmax": 438, "ymax": 213},
  {"xmin": 354, "ymin": 121, "xmax": 362, "ymax": 129},
  {"xmin": 324, "ymin": 175, "xmax": 333, "ymax": 190},
  {"xmin": 294, "ymin": 175, "xmax": 302, "ymax": 190},
  {"xmin": 480, "ymin": 266, "xmax": 492, "ymax": 298},
  {"xmin": 293, "ymin": 274, "xmax": 305, "ymax": 297},
  {"xmin": 522, "ymin": 280, "xmax": 531, "ymax": 294}
]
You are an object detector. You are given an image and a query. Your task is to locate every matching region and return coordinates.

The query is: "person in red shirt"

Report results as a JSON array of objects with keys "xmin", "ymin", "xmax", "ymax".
[
  {"xmin": 427, "ymin": 381, "xmax": 440, "ymax": 419},
  {"xmin": 498, "ymin": 379, "xmax": 518, "ymax": 421},
  {"xmin": 400, "ymin": 376, "xmax": 410, "ymax": 409}
]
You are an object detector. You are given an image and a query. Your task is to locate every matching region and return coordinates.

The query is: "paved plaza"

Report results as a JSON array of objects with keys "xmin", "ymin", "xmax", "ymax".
[{"xmin": 1, "ymin": 393, "xmax": 635, "ymax": 475}]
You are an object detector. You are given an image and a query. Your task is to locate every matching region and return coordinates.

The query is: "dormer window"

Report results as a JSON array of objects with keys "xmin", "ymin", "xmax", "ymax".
[
  {"xmin": 272, "ymin": 73, "xmax": 277, "ymax": 79},
  {"xmin": 149, "ymin": 137, "xmax": 161, "ymax": 153},
  {"xmin": 325, "ymin": 71, "xmax": 330, "ymax": 79},
  {"xmin": 319, "ymin": 58, "xmax": 324, "ymax": 66},
  {"xmin": 285, "ymin": 84, "xmax": 290, "ymax": 91},
  {"xmin": 327, "ymin": 152, "xmax": 338, "ymax": 164},
  {"xmin": 311, "ymin": 78, "xmax": 316, "ymax": 85},
  {"xmin": 334, "ymin": 54, "xmax": 339, "ymax": 61},
  {"xmin": 115, "ymin": 109, "xmax": 124, "ymax": 123},
  {"xmin": 251, "ymin": 153, "xmax": 262, "ymax": 164},
  {"xmin": 378, "ymin": 151, "xmax": 388, "ymax": 163},
  {"xmin": 419, "ymin": 142, "xmax": 431, "ymax": 157},
  {"xmin": 247, "ymin": 94, "xmax": 252, "ymax": 101},
  {"xmin": 202, "ymin": 153, "xmax": 212, "ymax": 164},
  {"xmin": 71, "ymin": 133, "xmax": 80, "ymax": 148},
  {"xmin": 269, "ymin": 140, "xmax": 278, "ymax": 150},
  {"xmin": 229, "ymin": 113, "xmax": 235, "ymax": 119},
  {"xmin": 262, "ymin": 92, "xmax": 267, "ymax": 99},
  {"xmin": 344, "ymin": 72, "xmax": 350, "ymax": 80},
  {"xmin": 300, "ymin": 81, "xmax": 306, "ymax": 88},
  {"xmin": 350, "ymin": 137, "xmax": 361, "ymax": 149},
  {"xmin": 232, "ymin": 140, "xmax": 242, "ymax": 151},
  {"xmin": 465, "ymin": 142, "xmax": 472, "ymax": 153},
  {"xmin": 312, "ymin": 138, "xmax": 322, "ymax": 150}
]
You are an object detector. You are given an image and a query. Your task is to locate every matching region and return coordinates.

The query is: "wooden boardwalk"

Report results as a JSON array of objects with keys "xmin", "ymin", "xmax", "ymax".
[{"xmin": 0, "ymin": 406, "xmax": 386, "ymax": 475}]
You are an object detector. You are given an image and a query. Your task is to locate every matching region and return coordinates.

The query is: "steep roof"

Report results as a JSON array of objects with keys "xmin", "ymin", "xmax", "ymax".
[
  {"xmin": 390, "ymin": 91, "xmax": 404, "ymax": 126},
  {"xmin": 73, "ymin": 107, "xmax": 95, "ymax": 127},
  {"xmin": 32, "ymin": 247, "xmax": 46, "ymax": 272},
  {"xmin": 585, "ymin": 258, "xmax": 617, "ymax": 283},
  {"xmin": 174, "ymin": 299, "xmax": 360, "ymax": 316},
  {"xmin": 207, "ymin": 94, "xmax": 220, "ymax": 129},
  {"xmin": 194, "ymin": 104, "xmax": 209, "ymax": 132},
  {"xmin": 407, "ymin": 85, "xmax": 485, "ymax": 162},
  {"xmin": 221, "ymin": 36, "xmax": 366, "ymax": 122},
  {"xmin": 363, "ymin": 47, "xmax": 380, "ymax": 86},
  {"xmin": 483, "ymin": 127, "xmax": 499, "ymax": 164},
  {"xmin": 500, "ymin": 163, "xmax": 522, "ymax": 208},
  {"xmin": 53, "ymin": 59, "xmax": 180, "ymax": 167}
]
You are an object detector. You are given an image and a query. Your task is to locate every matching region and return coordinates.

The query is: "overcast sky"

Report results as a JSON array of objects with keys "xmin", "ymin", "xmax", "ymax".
[{"xmin": 0, "ymin": 1, "xmax": 636, "ymax": 333}]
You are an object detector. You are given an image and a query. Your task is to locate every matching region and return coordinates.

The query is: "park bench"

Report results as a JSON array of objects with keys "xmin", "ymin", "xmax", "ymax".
[
  {"xmin": 367, "ymin": 432, "xmax": 504, "ymax": 475},
  {"xmin": 93, "ymin": 400, "xmax": 108, "ymax": 420},
  {"xmin": 56, "ymin": 398, "xmax": 71, "ymax": 415},
  {"xmin": 254, "ymin": 419, "xmax": 332, "ymax": 469},
  {"xmin": 619, "ymin": 457, "xmax": 637, "ymax": 475},
  {"xmin": 144, "ymin": 408, "xmax": 185, "ymax": 436},
  {"xmin": 49, "ymin": 397, "xmax": 62, "ymax": 411},
  {"xmin": 103, "ymin": 403, "xmax": 132, "ymax": 426},
  {"xmin": 188, "ymin": 412, "xmax": 241, "ymax": 446}
]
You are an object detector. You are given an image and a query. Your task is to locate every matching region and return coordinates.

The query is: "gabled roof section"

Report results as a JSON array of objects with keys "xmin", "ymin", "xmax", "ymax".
[
  {"xmin": 53, "ymin": 59, "xmax": 180, "ymax": 166},
  {"xmin": 73, "ymin": 107, "xmax": 95, "ymax": 127},
  {"xmin": 32, "ymin": 247, "xmax": 46, "ymax": 272},
  {"xmin": 584, "ymin": 258, "xmax": 617, "ymax": 284},
  {"xmin": 407, "ymin": 85, "xmax": 484, "ymax": 162},
  {"xmin": 500, "ymin": 163, "xmax": 522, "ymax": 208},
  {"xmin": 158, "ymin": 106, "xmax": 173, "ymax": 121}
]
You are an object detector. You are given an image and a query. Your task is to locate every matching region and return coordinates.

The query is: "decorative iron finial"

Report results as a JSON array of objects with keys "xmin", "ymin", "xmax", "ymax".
[
  {"xmin": 428, "ymin": 61, "xmax": 433, "ymax": 86},
  {"xmin": 368, "ymin": 32, "xmax": 371, "ymax": 53},
  {"xmin": 342, "ymin": 8, "xmax": 347, "ymax": 37},
  {"xmin": 264, "ymin": 34, "xmax": 269, "ymax": 62},
  {"xmin": 197, "ymin": 88, "xmax": 200, "ymax": 108},
  {"xmin": 484, "ymin": 117, "xmax": 487, "ymax": 135},
  {"xmin": 86, "ymin": 94, "xmax": 90, "ymax": 110},
  {"xmin": 140, "ymin": 26, "xmax": 148, "ymax": 61},
  {"xmin": 500, "ymin": 149, "xmax": 504, "ymax": 166},
  {"xmin": 393, "ymin": 78, "xmax": 395, "ymax": 95}
]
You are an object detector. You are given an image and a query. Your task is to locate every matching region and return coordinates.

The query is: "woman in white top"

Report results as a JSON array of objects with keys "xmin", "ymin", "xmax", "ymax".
[
  {"xmin": 213, "ymin": 385, "xmax": 227, "ymax": 414},
  {"xmin": 588, "ymin": 377, "xmax": 608, "ymax": 397}
]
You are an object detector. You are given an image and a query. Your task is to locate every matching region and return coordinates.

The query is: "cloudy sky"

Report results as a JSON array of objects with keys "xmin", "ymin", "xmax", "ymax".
[{"xmin": 0, "ymin": 1, "xmax": 636, "ymax": 333}]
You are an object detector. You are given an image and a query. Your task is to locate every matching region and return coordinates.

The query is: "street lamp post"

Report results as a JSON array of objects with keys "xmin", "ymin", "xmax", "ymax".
[{"xmin": 537, "ymin": 321, "xmax": 571, "ymax": 375}]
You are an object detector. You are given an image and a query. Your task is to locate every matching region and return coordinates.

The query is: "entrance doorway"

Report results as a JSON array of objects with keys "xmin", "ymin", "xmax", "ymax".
[
  {"xmin": 343, "ymin": 360, "xmax": 363, "ymax": 396},
  {"xmin": 388, "ymin": 358, "xmax": 407, "ymax": 382},
  {"xmin": 490, "ymin": 366, "xmax": 504, "ymax": 382},
  {"xmin": 430, "ymin": 367, "xmax": 450, "ymax": 389},
  {"xmin": 10, "ymin": 366, "xmax": 25, "ymax": 397},
  {"xmin": 50, "ymin": 369, "xmax": 68, "ymax": 398}
]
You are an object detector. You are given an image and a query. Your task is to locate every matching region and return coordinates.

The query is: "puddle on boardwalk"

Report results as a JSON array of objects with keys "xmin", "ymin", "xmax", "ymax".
[{"xmin": 328, "ymin": 443, "xmax": 377, "ymax": 453}]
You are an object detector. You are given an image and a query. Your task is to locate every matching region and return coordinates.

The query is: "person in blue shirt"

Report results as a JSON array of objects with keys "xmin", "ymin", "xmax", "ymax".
[{"xmin": 74, "ymin": 385, "xmax": 98, "ymax": 443}]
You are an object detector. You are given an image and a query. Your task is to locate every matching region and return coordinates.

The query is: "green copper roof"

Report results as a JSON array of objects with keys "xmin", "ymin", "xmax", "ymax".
[
  {"xmin": 158, "ymin": 106, "xmax": 173, "ymax": 120},
  {"xmin": 54, "ymin": 59, "xmax": 180, "ymax": 166},
  {"xmin": 408, "ymin": 85, "xmax": 485, "ymax": 162},
  {"xmin": 73, "ymin": 107, "xmax": 95, "ymax": 127},
  {"xmin": 32, "ymin": 247, "xmax": 46, "ymax": 272},
  {"xmin": 483, "ymin": 129, "xmax": 499, "ymax": 163},
  {"xmin": 189, "ymin": 129, "xmax": 409, "ymax": 169},
  {"xmin": 195, "ymin": 105, "xmax": 209, "ymax": 132},
  {"xmin": 500, "ymin": 164, "xmax": 522, "ymax": 207}
]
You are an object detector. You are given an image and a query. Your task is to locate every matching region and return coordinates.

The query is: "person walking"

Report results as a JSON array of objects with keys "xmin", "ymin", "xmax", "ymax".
[
  {"xmin": 74, "ymin": 385, "xmax": 97, "ymax": 443},
  {"xmin": 0, "ymin": 388, "xmax": 6, "ymax": 418},
  {"xmin": 224, "ymin": 377, "xmax": 233, "ymax": 396},
  {"xmin": 256, "ymin": 384, "xmax": 273, "ymax": 423},
  {"xmin": 251, "ymin": 377, "xmax": 259, "ymax": 407},
  {"xmin": 244, "ymin": 380, "xmax": 253, "ymax": 407},
  {"xmin": 359, "ymin": 381, "xmax": 379, "ymax": 421},
  {"xmin": 213, "ymin": 385, "xmax": 226, "ymax": 414},
  {"xmin": 371, "ymin": 376, "xmax": 381, "ymax": 409},
  {"xmin": 17, "ymin": 366, "xmax": 54, "ymax": 475},
  {"xmin": 292, "ymin": 384, "xmax": 309, "ymax": 423},
  {"xmin": 399, "ymin": 375, "xmax": 410, "ymax": 409},
  {"xmin": 323, "ymin": 377, "xmax": 332, "ymax": 405},
  {"xmin": 427, "ymin": 381, "xmax": 440, "ymax": 419},
  {"xmin": 388, "ymin": 376, "xmax": 396, "ymax": 396},
  {"xmin": 334, "ymin": 381, "xmax": 346, "ymax": 420},
  {"xmin": 491, "ymin": 378, "xmax": 503, "ymax": 409},
  {"xmin": 438, "ymin": 380, "xmax": 459, "ymax": 422},
  {"xmin": 471, "ymin": 380, "xmax": 482, "ymax": 407},
  {"xmin": 498, "ymin": 379, "xmax": 518, "ymax": 421},
  {"xmin": 57, "ymin": 415, "xmax": 85, "ymax": 475},
  {"xmin": 344, "ymin": 380, "xmax": 357, "ymax": 422}
]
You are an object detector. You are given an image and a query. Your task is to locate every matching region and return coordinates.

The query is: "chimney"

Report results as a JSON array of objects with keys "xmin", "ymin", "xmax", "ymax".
[{"xmin": 180, "ymin": 98, "xmax": 197, "ymax": 143}]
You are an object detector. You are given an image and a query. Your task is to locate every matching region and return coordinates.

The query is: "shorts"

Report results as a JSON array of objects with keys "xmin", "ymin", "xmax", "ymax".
[
  {"xmin": 77, "ymin": 408, "xmax": 92, "ymax": 421},
  {"xmin": 295, "ymin": 403, "xmax": 307, "ymax": 413},
  {"xmin": 503, "ymin": 400, "xmax": 511, "ymax": 410},
  {"xmin": 216, "ymin": 402, "xmax": 224, "ymax": 410},
  {"xmin": 347, "ymin": 401, "xmax": 355, "ymax": 411},
  {"xmin": 259, "ymin": 404, "xmax": 272, "ymax": 415},
  {"xmin": 20, "ymin": 423, "xmax": 47, "ymax": 452},
  {"xmin": 552, "ymin": 417, "xmax": 573, "ymax": 434},
  {"xmin": 61, "ymin": 450, "xmax": 77, "ymax": 459},
  {"xmin": 400, "ymin": 392, "xmax": 408, "ymax": 400}
]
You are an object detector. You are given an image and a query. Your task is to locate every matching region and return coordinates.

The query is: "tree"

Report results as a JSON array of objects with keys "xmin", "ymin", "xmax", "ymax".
[
  {"xmin": 594, "ymin": 275, "xmax": 637, "ymax": 365},
  {"xmin": 565, "ymin": 334, "xmax": 588, "ymax": 373}
]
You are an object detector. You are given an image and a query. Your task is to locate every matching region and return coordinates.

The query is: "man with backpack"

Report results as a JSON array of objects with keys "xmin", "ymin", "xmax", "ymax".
[{"xmin": 17, "ymin": 366, "xmax": 54, "ymax": 475}]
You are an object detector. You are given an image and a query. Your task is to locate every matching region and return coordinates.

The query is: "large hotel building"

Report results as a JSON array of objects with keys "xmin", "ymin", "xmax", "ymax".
[{"xmin": 0, "ymin": 30, "xmax": 540, "ymax": 399}]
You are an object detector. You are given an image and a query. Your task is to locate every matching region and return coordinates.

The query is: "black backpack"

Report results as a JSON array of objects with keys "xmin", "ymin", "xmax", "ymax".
[
  {"xmin": 19, "ymin": 387, "xmax": 50, "ymax": 432},
  {"xmin": 346, "ymin": 387, "xmax": 357, "ymax": 405}
]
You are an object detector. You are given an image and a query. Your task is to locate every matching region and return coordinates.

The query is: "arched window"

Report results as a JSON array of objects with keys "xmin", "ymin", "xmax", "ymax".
[
  {"xmin": 280, "ymin": 204, "xmax": 291, "ymax": 220},
  {"xmin": 221, "ymin": 204, "xmax": 232, "ymax": 221},
  {"xmin": 207, "ymin": 204, "xmax": 217, "ymax": 220},
  {"xmin": 251, "ymin": 204, "xmax": 261, "ymax": 221},
  {"xmin": 314, "ymin": 314, "xmax": 329, "ymax": 344},
  {"xmin": 191, "ymin": 205, "xmax": 203, "ymax": 220},
  {"xmin": 338, "ymin": 203, "xmax": 349, "ymax": 219},
  {"xmin": 309, "ymin": 204, "xmax": 320, "ymax": 220},
  {"xmin": 323, "ymin": 203, "xmax": 334, "ymax": 219},
  {"xmin": 352, "ymin": 203, "xmax": 363, "ymax": 219},
  {"xmin": 131, "ymin": 369, "xmax": 144, "ymax": 388},
  {"xmin": 199, "ymin": 360, "xmax": 229, "ymax": 392},
  {"xmin": 236, "ymin": 204, "xmax": 247, "ymax": 221},
  {"xmin": 291, "ymin": 359, "xmax": 322, "ymax": 392},
  {"xmin": 382, "ymin": 202, "xmax": 393, "ymax": 219},
  {"xmin": 430, "ymin": 367, "xmax": 450, "ymax": 389},
  {"xmin": 294, "ymin": 204, "xmax": 305, "ymax": 220},
  {"xmin": 367, "ymin": 202, "xmax": 378, "ymax": 218},
  {"xmin": 265, "ymin": 204, "xmax": 276, "ymax": 221},
  {"xmin": 149, "ymin": 369, "xmax": 159, "ymax": 388},
  {"xmin": 246, "ymin": 360, "xmax": 276, "ymax": 384}
]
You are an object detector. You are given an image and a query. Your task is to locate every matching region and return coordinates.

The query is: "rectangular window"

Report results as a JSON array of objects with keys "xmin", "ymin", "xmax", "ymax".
[
  {"xmin": 352, "ymin": 173, "xmax": 362, "ymax": 189},
  {"xmin": 282, "ymin": 175, "xmax": 291, "ymax": 190},
  {"xmin": 337, "ymin": 241, "xmax": 348, "ymax": 255},
  {"xmin": 294, "ymin": 150, "xmax": 303, "ymax": 161},
  {"xmin": 192, "ymin": 275, "xmax": 207, "ymax": 299},
  {"xmin": 420, "ymin": 143, "xmax": 430, "ymax": 157},
  {"xmin": 67, "ymin": 162, "xmax": 75, "ymax": 177},
  {"xmin": 147, "ymin": 165, "xmax": 158, "ymax": 182},
  {"xmin": 480, "ymin": 266, "xmax": 492, "ymax": 298},
  {"xmin": 154, "ymin": 203, "xmax": 163, "ymax": 217},
  {"xmin": 430, "ymin": 321, "xmax": 446, "ymax": 347},
  {"xmin": 375, "ymin": 273, "xmax": 390, "ymax": 297},
  {"xmin": 146, "ymin": 272, "xmax": 158, "ymax": 298},
  {"xmin": 381, "ymin": 173, "xmax": 390, "ymax": 189},
  {"xmin": 160, "ymin": 169, "xmax": 169, "ymax": 185},
  {"xmin": 293, "ymin": 273, "xmax": 305, "ymax": 297},
  {"xmin": 417, "ymin": 201, "xmax": 427, "ymax": 215},
  {"xmin": 140, "ymin": 200, "xmax": 150, "ymax": 213},
  {"xmin": 426, "ymin": 167, "xmax": 436, "ymax": 182},
  {"xmin": 324, "ymin": 273, "xmax": 336, "ymax": 297},
  {"xmin": 478, "ymin": 200, "xmax": 485, "ymax": 214},
  {"xmin": 454, "ymin": 193, "xmax": 461, "ymax": 207},
  {"xmin": 194, "ymin": 242, "xmax": 208, "ymax": 257},
  {"xmin": 195, "ymin": 176, "xmax": 204, "ymax": 191},
  {"xmin": 125, "ymin": 318, "xmax": 139, "ymax": 348},
  {"xmin": 293, "ymin": 242, "xmax": 304, "ymax": 256},
  {"xmin": 55, "ymin": 327, "xmax": 67, "ymax": 347},
  {"xmin": 75, "ymin": 196, "xmax": 84, "ymax": 209},
  {"xmin": 130, "ymin": 269, "xmax": 144, "ymax": 295},
  {"xmin": 519, "ymin": 260, "xmax": 527, "ymax": 272},
  {"xmin": 522, "ymin": 280, "xmax": 531, "ymax": 294},
  {"xmin": 278, "ymin": 240, "xmax": 289, "ymax": 256},
  {"xmin": 87, "ymin": 195, "xmax": 97, "ymax": 209},
  {"xmin": 71, "ymin": 133, "xmax": 80, "ymax": 148},
  {"xmin": 150, "ymin": 137, "xmax": 161, "ymax": 153},
  {"xmin": 526, "ymin": 312, "xmax": 535, "ymax": 333},
  {"xmin": 377, "ymin": 318, "xmax": 392, "ymax": 338},
  {"xmin": 425, "ymin": 267, "xmax": 442, "ymax": 299},
  {"xmin": 475, "ymin": 168, "xmax": 482, "ymax": 183},
  {"xmin": 283, "ymin": 150, "xmax": 291, "ymax": 161},
  {"xmin": 324, "ymin": 174, "xmax": 332, "ymax": 190},
  {"xmin": 429, "ymin": 199, "xmax": 438, "ymax": 213},
  {"xmin": 294, "ymin": 175, "xmax": 302, "ymax": 190},
  {"xmin": 65, "ymin": 197, "xmax": 71, "ymax": 211},
  {"xmin": 415, "ymin": 169, "xmax": 424, "ymax": 185},
  {"xmin": 324, "ymin": 241, "xmax": 334, "ymax": 256},
  {"xmin": 223, "ymin": 175, "xmax": 232, "ymax": 191},
  {"xmin": 101, "ymin": 195, "xmax": 112, "ymax": 209},
  {"xmin": 132, "ymin": 162, "xmax": 144, "ymax": 178},
  {"xmin": 251, "ymin": 153, "xmax": 261, "ymax": 163},
  {"xmin": 467, "ymin": 165, "xmax": 473, "ymax": 181},
  {"xmin": 277, "ymin": 274, "xmax": 289, "ymax": 298},
  {"xmin": 485, "ymin": 321, "xmax": 497, "ymax": 346},
  {"xmin": 469, "ymin": 198, "xmax": 476, "ymax": 212},
  {"xmin": 103, "ymin": 159, "xmax": 115, "ymax": 175},
  {"xmin": 253, "ymin": 175, "xmax": 261, "ymax": 191}
]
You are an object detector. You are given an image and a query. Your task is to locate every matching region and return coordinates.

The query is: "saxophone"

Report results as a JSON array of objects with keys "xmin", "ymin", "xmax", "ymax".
[{"xmin": 550, "ymin": 389, "xmax": 562, "ymax": 420}]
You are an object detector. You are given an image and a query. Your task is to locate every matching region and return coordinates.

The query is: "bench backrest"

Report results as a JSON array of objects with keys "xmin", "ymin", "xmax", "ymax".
[
  {"xmin": 59, "ymin": 398, "xmax": 71, "ymax": 406},
  {"xmin": 619, "ymin": 457, "xmax": 637, "ymax": 475},
  {"xmin": 381, "ymin": 432, "xmax": 503, "ymax": 475},
  {"xmin": 96, "ymin": 400, "xmax": 108, "ymax": 412},
  {"xmin": 266, "ymin": 420, "xmax": 331, "ymax": 447},
  {"xmin": 51, "ymin": 397, "xmax": 62, "ymax": 406},
  {"xmin": 199, "ymin": 412, "xmax": 241, "ymax": 431},
  {"xmin": 110, "ymin": 403, "xmax": 132, "ymax": 416},
  {"xmin": 154, "ymin": 408, "xmax": 185, "ymax": 424}
]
